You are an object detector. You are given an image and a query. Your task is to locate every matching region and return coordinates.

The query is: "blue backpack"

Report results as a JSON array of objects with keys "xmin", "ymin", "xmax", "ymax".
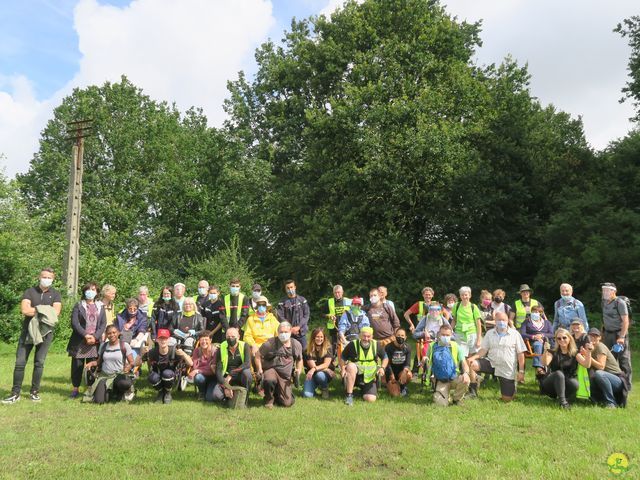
[{"xmin": 430, "ymin": 343, "xmax": 457, "ymax": 381}]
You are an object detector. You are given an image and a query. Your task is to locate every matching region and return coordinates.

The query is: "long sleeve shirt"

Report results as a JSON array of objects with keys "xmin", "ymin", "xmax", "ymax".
[
  {"xmin": 553, "ymin": 297, "xmax": 588, "ymax": 331},
  {"xmin": 276, "ymin": 295, "xmax": 310, "ymax": 338}
]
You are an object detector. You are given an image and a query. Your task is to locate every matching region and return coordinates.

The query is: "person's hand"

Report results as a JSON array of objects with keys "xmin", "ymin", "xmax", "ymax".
[
  {"xmin": 124, "ymin": 365, "xmax": 131, "ymax": 374},
  {"xmin": 461, "ymin": 372, "xmax": 470, "ymax": 385},
  {"xmin": 617, "ymin": 336, "xmax": 625, "ymax": 345},
  {"xmin": 224, "ymin": 387, "xmax": 233, "ymax": 399},
  {"xmin": 409, "ymin": 325, "xmax": 415, "ymax": 333},
  {"xmin": 141, "ymin": 345, "xmax": 149, "ymax": 355},
  {"xmin": 291, "ymin": 326, "xmax": 301, "ymax": 335},
  {"xmin": 377, "ymin": 367, "xmax": 385, "ymax": 377},
  {"xmin": 84, "ymin": 361, "xmax": 97, "ymax": 370},
  {"xmin": 517, "ymin": 371, "xmax": 525, "ymax": 384},
  {"xmin": 424, "ymin": 332, "xmax": 431, "ymax": 342},
  {"xmin": 306, "ymin": 369, "xmax": 314, "ymax": 381}
]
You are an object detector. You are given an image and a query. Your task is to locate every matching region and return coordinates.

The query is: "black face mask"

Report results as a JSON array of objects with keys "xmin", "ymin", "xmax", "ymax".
[
  {"xmin": 493, "ymin": 297, "xmax": 502, "ymax": 303},
  {"xmin": 227, "ymin": 338, "xmax": 238, "ymax": 347},
  {"xmin": 396, "ymin": 337, "xmax": 406, "ymax": 345}
]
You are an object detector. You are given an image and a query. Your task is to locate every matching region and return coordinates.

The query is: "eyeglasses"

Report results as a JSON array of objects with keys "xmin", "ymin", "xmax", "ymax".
[{"xmin": 556, "ymin": 336, "xmax": 569, "ymax": 340}]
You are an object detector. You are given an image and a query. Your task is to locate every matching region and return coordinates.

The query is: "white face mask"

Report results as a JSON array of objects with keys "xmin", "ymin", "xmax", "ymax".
[
  {"xmin": 447, "ymin": 302, "xmax": 455, "ymax": 309},
  {"xmin": 198, "ymin": 287, "xmax": 208, "ymax": 296},
  {"xmin": 40, "ymin": 278, "xmax": 53, "ymax": 288},
  {"xmin": 278, "ymin": 332, "xmax": 291, "ymax": 342},
  {"xmin": 370, "ymin": 295, "xmax": 379, "ymax": 305}
]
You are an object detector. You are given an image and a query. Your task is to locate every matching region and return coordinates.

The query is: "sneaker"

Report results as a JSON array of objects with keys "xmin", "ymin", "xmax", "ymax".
[
  {"xmin": 321, "ymin": 388, "xmax": 330, "ymax": 400},
  {"xmin": 344, "ymin": 394, "xmax": 354, "ymax": 406},
  {"xmin": 605, "ymin": 403, "xmax": 617, "ymax": 409},
  {"xmin": 29, "ymin": 392, "xmax": 41, "ymax": 402},
  {"xmin": 400, "ymin": 386, "xmax": 409, "ymax": 397},
  {"xmin": 264, "ymin": 401, "xmax": 274, "ymax": 409},
  {"xmin": 559, "ymin": 400, "xmax": 571, "ymax": 409},
  {"xmin": 163, "ymin": 391, "xmax": 172, "ymax": 404},
  {"xmin": 69, "ymin": 389, "xmax": 79, "ymax": 399},
  {"xmin": 123, "ymin": 387, "xmax": 135, "ymax": 402},
  {"xmin": 155, "ymin": 391, "xmax": 164, "ymax": 404},
  {"xmin": 2, "ymin": 393, "xmax": 20, "ymax": 404}
]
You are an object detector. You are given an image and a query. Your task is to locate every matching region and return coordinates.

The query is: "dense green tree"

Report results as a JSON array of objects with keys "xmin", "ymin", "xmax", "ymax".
[{"xmin": 616, "ymin": 15, "xmax": 640, "ymax": 121}]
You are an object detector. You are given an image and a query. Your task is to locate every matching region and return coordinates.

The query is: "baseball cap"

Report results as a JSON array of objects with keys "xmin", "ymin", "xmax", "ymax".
[
  {"xmin": 157, "ymin": 328, "xmax": 171, "ymax": 339},
  {"xmin": 351, "ymin": 296, "xmax": 363, "ymax": 306}
]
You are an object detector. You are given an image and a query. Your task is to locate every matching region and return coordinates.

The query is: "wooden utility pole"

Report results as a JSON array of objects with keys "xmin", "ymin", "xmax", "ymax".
[{"xmin": 63, "ymin": 119, "xmax": 93, "ymax": 296}]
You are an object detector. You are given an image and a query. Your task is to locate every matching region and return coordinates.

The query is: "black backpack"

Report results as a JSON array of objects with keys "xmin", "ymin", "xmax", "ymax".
[{"xmin": 616, "ymin": 296, "xmax": 633, "ymax": 325}]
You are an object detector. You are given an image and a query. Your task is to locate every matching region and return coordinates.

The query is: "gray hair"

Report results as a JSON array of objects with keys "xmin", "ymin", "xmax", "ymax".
[
  {"xmin": 138, "ymin": 285, "xmax": 149, "ymax": 294},
  {"xmin": 459, "ymin": 286, "xmax": 471, "ymax": 296},
  {"xmin": 333, "ymin": 285, "xmax": 343, "ymax": 293},
  {"xmin": 278, "ymin": 321, "xmax": 292, "ymax": 332}
]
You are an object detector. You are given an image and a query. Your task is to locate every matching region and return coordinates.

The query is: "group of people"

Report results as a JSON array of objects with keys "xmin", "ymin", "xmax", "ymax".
[{"xmin": 2, "ymin": 269, "xmax": 633, "ymax": 410}]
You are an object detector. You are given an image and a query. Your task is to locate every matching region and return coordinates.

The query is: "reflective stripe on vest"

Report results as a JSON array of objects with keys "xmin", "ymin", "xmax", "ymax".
[
  {"xmin": 224, "ymin": 293, "xmax": 246, "ymax": 319},
  {"xmin": 327, "ymin": 297, "xmax": 351, "ymax": 329},
  {"xmin": 354, "ymin": 340, "xmax": 377, "ymax": 383},
  {"xmin": 220, "ymin": 340, "xmax": 246, "ymax": 375},
  {"xmin": 514, "ymin": 299, "xmax": 539, "ymax": 328}
]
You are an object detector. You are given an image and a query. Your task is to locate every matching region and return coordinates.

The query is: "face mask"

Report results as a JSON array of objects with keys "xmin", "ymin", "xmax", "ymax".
[
  {"xmin": 278, "ymin": 332, "xmax": 291, "ymax": 342},
  {"xmin": 493, "ymin": 297, "xmax": 502, "ymax": 303},
  {"xmin": 360, "ymin": 341, "xmax": 370, "ymax": 349},
  {"xmin": 257, "ymin": 305, "xmax": 267, "ymax": 314},
  {"xmin": 531, "ymin": 313, "xmax": 541, "ymax": 322},
  {"xmin": 198, "ymin": 287, "xmax": 207, "ymax": 296},
  {"xmin": 396, "ymin": 337, "xmax": 406, "ymax": 345},
  {"xmin": 230, "ymin": 287, "xmax": 240, "ymax": 296},
  {"xmin": 447, "ymin": 302, "xmax": 455, "ymax": 309},
  {"xmin": 496, "ymin": 320, "xmax": 508, "ymax": 333},
  {"xmin": 252, "ymin": 291, "xmax": 261, "ymax": 300},
  {"xmin": 208, "ymin": 293, "xmax": 218, "ymax": 301},
  {"xmin": 370, "ymin": 296, "xmax": 379, "ymax": 305},
  {"xmin": 561, "ymin": 295, "xmax": 572, "ymax": 301},
  {"xmin": 482, "ymin": 299, "xmax": 491, "ymax": 307},
  {"xmin": 40, "ymin": 278, "xmax": 53, "ymax": 288},
  {"xmin": 287, "ymin": 289, "xmax": 296, "ymax": 296},
  {"xmin": 439, "ymin": 336, "xmax": 451, "ymax": 346},
  {"xmin": 85, "ymin": 290, "xmax": 97, "ymax": 300},
  {"xmin": 227, "ymin": 338, "xmax": 237, "ymax": 347},
  {"xmin": 162, "ymin": 296, "xmax": 171, "ymax": 302},
  {"xmin": 351, "ymin": 307, "xmax": 360, "ymax": 316}
]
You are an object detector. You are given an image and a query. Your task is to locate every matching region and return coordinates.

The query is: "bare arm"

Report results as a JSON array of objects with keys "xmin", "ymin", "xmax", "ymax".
[{"xmin": 21, "ymin": 299, "xmax": 35, "ymax": 317}]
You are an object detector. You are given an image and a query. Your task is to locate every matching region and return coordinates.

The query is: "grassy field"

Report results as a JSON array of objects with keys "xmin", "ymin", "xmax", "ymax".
[{"xmin": 0, "ymin": 342, "xmax": 638, "ymax": 480}]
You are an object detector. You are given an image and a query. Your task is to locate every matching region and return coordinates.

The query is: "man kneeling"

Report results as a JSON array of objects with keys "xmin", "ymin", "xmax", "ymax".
[
  {"xmin": 340, "ymin": 327, "xmax": 388, "ymax": 406},
  {"xmin": 255, "ymin": 322, "xmax": 303, "ymax": 408},
  {"xmin": 427, "ymin": 324, "xmax": 470, "ymax": 406},
  {"xmin": 211, "ymin": 328, "xmax": 252, "ymax": 406}
]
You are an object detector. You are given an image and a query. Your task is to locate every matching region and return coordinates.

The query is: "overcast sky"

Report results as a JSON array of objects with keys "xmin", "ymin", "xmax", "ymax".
[{"xmin": 0, "ymin": 0, "xmax": 637, "ymax": 178}]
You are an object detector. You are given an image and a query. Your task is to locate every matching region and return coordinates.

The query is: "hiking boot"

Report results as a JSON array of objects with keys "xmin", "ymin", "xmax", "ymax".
[
  {"xmin": 321, "ymin": 388, "xmax": 330, "ymax": 400},
  {"xmin": 29, "ymin": 391, "xmax": 41, "ymax": 402},
  {"xmin": 155, "ymin": 391, "xmax": 165, "ymax": 404},
  {"xmin": 344, "ymin": 394, "xmax": 354, "ymax": 406},
  {"xmin": 163, "ymin": 391, "xmax": 172, "ymax": 404},
  {"xmin": 559, "ymin": 400, "xmax": 571, "ymax": 409},
  {"xmin": 123, "ymin": 387, "xmax": 135, "ymax": 402},
  {"xmin": 264, "ymin": 401, "xmax": 274, "ymax": 409},
  {"xmin": 467, "ymin": 383, "xmax": 478, "ymax": 399},
  {"xmin": 400, "ymin": 386, "xmax": 409, "ymax": 397},
  {"xmin": 2, "ymin": 393, "xmax": 20, "ymax": 404}
]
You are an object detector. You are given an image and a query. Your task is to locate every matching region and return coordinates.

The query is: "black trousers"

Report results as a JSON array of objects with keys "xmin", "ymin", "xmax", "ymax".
[
  {"xmin": 71, "ymin": 357, "xmax": 97, "ymax": 388},
  {"xmin": 540, "ymin": 370, "xmax": 578, "ymax": 403},
  {"xmin": 93, "ymin": 376, "xmax": 133, "ymax": 404},
  {"xmin": 11, "ymin": 331, "xmax": 54, "ymax": 395}
]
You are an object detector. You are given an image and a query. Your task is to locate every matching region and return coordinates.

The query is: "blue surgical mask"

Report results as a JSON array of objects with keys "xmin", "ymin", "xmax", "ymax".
[
  {"xmin": 257, "ymin": 305, "xmax": 267, "ymax": 314},
  {"xmin": 198, "ymin": 287, "xmax": 208, "ymax": 296},
  {"xmin": 561, "ymin": 295, "xmax": 572, "ymax": 301},
  {"xmin": 230, "ymin": 287, "xmax": 240, "ymax": 296},
  {"xmin": 162, "ymin": 295, "xmax": 171, "ymax": 302},
  {"xmin": 439, "ymin": 336, "xmax": 451, "ymax": 346},
  {"xmin": 85, "ymin": 290, "xmax": 97, "ymax": 300},
  {"xmin": 530, "ymin": 313, "xmax": 541, "ymax": 322},
  {"xmin": 287, "ymin": 289, "xmax": 296, "ymax": 296},
  {"xmin": 496, "ymin": 320, "xmax": 508, "ymax": 336},
  {"xmin": 208, "ymin": 293, "xmax": 218, "ymax": 301}
]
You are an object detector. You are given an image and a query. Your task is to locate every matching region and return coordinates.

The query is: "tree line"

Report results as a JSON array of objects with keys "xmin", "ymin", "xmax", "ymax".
[{"xmin": 1, "ymin": 1, "xmax": 639, "ymax": 342}]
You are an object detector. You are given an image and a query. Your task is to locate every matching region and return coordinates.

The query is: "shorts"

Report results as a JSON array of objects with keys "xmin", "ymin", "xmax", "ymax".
[
  {"xmin": 355, "ymin": 374, "xmax": 377, "ymax": 396},
  {"xmin": 456, "ymin": 332, "xmax": 478, "ymax": 358},
  {"xmin": 475, "ymin": 358, "xmax": 516, "ymax": 397}
]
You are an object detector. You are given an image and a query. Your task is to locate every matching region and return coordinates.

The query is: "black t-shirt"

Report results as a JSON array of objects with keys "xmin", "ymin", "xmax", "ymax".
[
  {"xmin": 202, "ymin": 300, "xmax": 224, "ymax": 330},
  {"xmin": 22, "ymin": 286, "xmax": 62, "ymax": 327},
  {"xmin": 549, "ymin": 351, "xmax": 578, "ymax": 378},
  {"xmin": 303, "ymin": 347, "xmax": 334, "ymax": 373},
  {"xmin": 384, "ymin": 343, "xmax": 411, "ymax": 371},
  {"xmin": 148, "ymin": 346, "xmax": 179, "ymax": 372}
]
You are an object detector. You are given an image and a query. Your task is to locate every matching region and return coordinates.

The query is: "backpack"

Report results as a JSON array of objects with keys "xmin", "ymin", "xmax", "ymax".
[
  {"xmin": 97, "ymin": 341, "xmax": 127, "ymax": 372},
  {"xmin": 430, "ymin": 343, "xmax": 457, "ymax": 381},
  {"xmin": 616, "ymin": 296, "xmax": 633, "ymax": 325}
]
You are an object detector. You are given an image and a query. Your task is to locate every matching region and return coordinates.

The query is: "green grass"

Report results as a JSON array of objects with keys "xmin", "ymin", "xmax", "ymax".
[{"xmin": 0, "ymin": 342, "xmax": 638, "ymax": 480}]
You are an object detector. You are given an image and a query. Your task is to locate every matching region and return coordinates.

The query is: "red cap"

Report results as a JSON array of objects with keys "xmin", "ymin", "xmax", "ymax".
[
  {"xmin": 157, "ymin": 328, "xmax": 171, "ymax": 339},
  {"xmin": 351, "ymin": 296, "xmax": 363, "ymax": 306}
]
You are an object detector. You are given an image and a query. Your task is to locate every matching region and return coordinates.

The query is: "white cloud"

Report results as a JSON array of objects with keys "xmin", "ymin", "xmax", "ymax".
[
  {"xmin": 0, "ymin": 0, "xmax": 275, "ymax": 177},
  {"xmin": 444, "ymin": 0, "xmax": 637, "ymax": 148}
]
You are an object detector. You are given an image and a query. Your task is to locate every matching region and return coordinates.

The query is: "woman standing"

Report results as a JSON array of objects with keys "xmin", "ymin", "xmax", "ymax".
[
  {"xmin": 100, "ymin": 284, "xmax": 117, "ymax": 327},
  {"xmin": 67, "ymin": 282, "xmax": 107, "ymax": 398},
  {"xmin": 151, "ymin": 286, "xmax": 179, "ymax": 341}
]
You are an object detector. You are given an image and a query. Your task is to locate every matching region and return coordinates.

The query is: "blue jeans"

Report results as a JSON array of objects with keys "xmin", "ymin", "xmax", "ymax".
[
  {"xmin": 592, "ymin": 370, "xmax": 624, "ymax": 406},
  {"xmin": 194, "ymin": 373, "xmax": 214, "ymax": 394},
  {"xmin": 303, "ymin": 371, "xmax": 330, "ymax": 398},
  {"xmin": 531, "ymin": 341, "xmax": 544, "ymax": 368}
]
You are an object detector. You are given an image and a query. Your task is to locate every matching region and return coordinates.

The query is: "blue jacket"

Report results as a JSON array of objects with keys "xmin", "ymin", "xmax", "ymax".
[
  {"xmin": 553, "ymin": 297, "xmax": 588, "ymax": 331},
  {"xmin": 116, "ymin": 309, "xmax": 148, "ymax": 338}
]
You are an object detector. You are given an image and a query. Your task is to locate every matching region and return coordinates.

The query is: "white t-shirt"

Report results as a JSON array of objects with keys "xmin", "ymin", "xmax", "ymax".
[{"xmin": 480, "ymin": 328, "xmax": 526, "ymax": 379}]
